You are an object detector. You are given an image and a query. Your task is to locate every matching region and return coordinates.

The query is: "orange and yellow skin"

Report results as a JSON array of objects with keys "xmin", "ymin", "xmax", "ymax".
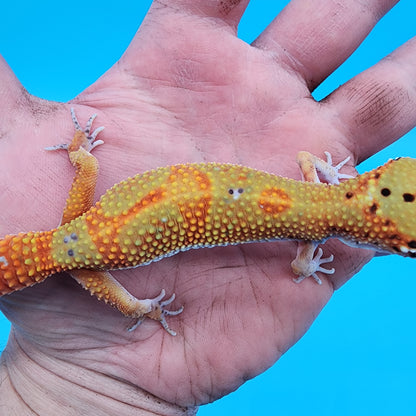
[{"xmin": 1, "ymin": 110, "xmax": 416, "ymax": 334}]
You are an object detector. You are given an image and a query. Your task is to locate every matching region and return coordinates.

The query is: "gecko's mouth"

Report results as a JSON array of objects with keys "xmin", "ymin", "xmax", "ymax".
[{"xmin": 398, "ymin": 245, "xmax": 416, "ymax": 257}]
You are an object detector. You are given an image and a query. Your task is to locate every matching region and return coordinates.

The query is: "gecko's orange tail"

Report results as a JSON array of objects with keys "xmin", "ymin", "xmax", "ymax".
[{"xmin": 0, "ymin": 231, "xmax": 59, "ymax": 295}]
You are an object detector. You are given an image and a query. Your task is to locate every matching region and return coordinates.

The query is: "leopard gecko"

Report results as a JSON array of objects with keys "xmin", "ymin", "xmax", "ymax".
[{"xmin": 0, "ymin": 110, "xmax": 415, "ymax": 335}]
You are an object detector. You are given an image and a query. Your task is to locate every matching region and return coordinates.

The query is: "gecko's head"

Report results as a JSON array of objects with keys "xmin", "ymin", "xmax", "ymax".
[{"xmin": 368, "ymin": 157, "xmax": 416, "ymax": 257}]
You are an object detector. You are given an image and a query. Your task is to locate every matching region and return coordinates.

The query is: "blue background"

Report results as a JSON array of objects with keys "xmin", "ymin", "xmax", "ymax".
[{"xmin": 1, "ymin": 1, "xmax": 416, "ymax": 414}]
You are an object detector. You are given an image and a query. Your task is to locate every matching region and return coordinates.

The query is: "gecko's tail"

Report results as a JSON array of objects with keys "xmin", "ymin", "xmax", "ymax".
[{"xmin": 0, "ymin": 231, "xmax": 59, "ymax": 295}]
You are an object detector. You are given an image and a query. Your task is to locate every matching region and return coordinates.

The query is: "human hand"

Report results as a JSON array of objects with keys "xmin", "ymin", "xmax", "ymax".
[{"xmin": 0, "ymin": 0, "xmax": 415, "ymax": 414}]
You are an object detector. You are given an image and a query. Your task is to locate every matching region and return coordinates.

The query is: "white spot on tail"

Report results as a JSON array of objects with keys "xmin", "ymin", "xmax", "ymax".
[{"xmin": 0, "ymin": 256, "xmax": 8, "ymax": 266}]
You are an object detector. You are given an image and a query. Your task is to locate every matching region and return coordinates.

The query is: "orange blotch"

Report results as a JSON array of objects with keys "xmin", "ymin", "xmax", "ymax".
[
  {"xmin": 258, "ymin": 187, "xmax": 292, "ymax": 214},
  {"xmin": 86, "ymin": 165, "xmax": 212, "ymax": 266}
]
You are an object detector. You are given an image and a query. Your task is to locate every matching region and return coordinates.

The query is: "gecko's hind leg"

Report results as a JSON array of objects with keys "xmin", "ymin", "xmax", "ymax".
[
  {"xmin": 45, "ymin": 108, "xmax": 105, "ymax": 225},
  {"xmin": 71, "ymin": 270, "xmax": 183, "ymax": 336},
  {"xmin": 47, "ymin": 109, "xmax": 183, "ymax": 335}
]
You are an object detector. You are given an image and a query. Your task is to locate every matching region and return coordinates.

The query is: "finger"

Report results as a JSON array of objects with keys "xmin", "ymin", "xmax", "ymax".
[
  {"xmin": 148, "ymin": 0, "xmax": 250, "ymax": 30},
  {"xmin": 0, "ymin": 55, "xmax": 55, "ymax": 132},
  {"xmin": 122, "ymin": 0, "xmax": 250, "ymax": 77},
  {"xmin": 327, "ymin": 37, "xmax": 416, "ymax": 163},
  {"xmin": 0, "ymin": 55, "xmax": 25, "ymax": 116},
  {"xmin": 253, "ymin": 0, "xmax": 398, "ymax": 91}
]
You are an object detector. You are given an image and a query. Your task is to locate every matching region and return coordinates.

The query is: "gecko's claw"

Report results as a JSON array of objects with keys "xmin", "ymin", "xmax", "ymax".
[
  {"xmin": 128, "ymin": 289, "xmax": 183, "ymax": 336},
  {"xmin": 45, "ymin": 143, "xmax": 69, "ymax": 151},
  {"xmin": 71, "ymin": 108, "xmax": 105, "ymax": 152},
  {"xmin": 323, "ymin": 151, "xmax": 354, "ymax": 184},
  {"xmin": 46, "ymin": 108, "xmax": 104, "ymax": 153},
  {"xmin": 291, "ymin": 245, "xmax": 335, "ymax": 285}
]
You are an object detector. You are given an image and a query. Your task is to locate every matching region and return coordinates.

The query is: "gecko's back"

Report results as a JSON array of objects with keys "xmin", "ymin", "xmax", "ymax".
[
  {"xmin": 49, "ymin": 163, "xmax": 327, "ymax": 272},
  {"xmin": 2, "ymin": 157, "xmax": 416, "ymax": 298}
]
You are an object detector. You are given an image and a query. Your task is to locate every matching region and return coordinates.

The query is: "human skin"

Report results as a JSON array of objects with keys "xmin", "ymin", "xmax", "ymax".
[{"xmin": 0, "ymin": 0, "xmax": 416, "ymax": 414}]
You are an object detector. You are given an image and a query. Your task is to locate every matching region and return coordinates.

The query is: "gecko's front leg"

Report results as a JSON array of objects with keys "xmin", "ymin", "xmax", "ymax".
[
  {"xmin": 291, "ymin": 242, "xmax": 334, "ymax": 285},
  {"xmin": 290, "ymin": 151, "xmax": 353, "ymax": 284}
]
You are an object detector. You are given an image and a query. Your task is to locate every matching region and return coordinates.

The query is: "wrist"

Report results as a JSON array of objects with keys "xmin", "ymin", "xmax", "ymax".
[{"xmin": 0, "ymin": 329, "xmax": 197, "ymax": 416}]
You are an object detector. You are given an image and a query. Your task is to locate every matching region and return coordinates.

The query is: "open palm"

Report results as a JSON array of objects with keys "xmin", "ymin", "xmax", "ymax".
[{"xmin": 1, "ymin": 0, "xmax": 415, "ymax": 412}]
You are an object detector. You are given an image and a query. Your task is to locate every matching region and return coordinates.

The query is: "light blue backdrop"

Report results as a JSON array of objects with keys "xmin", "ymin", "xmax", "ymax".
[{"xmin": 0, "ymin": 1, "xmax": 415, "ymax": 414}]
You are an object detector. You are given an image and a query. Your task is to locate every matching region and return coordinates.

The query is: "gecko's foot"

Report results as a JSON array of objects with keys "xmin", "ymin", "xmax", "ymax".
[
  {"xmin": 128, "ymin": 289, "xmax": 184, "ymax": 336},
  {"xmin": 291, "ymin": 244, "xmax": 335, "ymax": 285},
  {"xmin": 45, "ymin": 108, "xmax": 104, "ymax": 153},
  {"xmin": 322, "ymin": 151, "xmax": 354, "ymax": 185},
  {"xmin": 297, "ymin": 151, "xmax": 354, "ymax": 185},
  {"xmin": 70, "ymin": 108, "xmax": 105, "ymax": 151}
]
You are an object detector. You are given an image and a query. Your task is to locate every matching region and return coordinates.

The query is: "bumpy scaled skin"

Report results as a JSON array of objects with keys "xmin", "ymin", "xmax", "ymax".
[{"xmin": 1, "ymin": 110, "xmax": 416, "ymax": 334}]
